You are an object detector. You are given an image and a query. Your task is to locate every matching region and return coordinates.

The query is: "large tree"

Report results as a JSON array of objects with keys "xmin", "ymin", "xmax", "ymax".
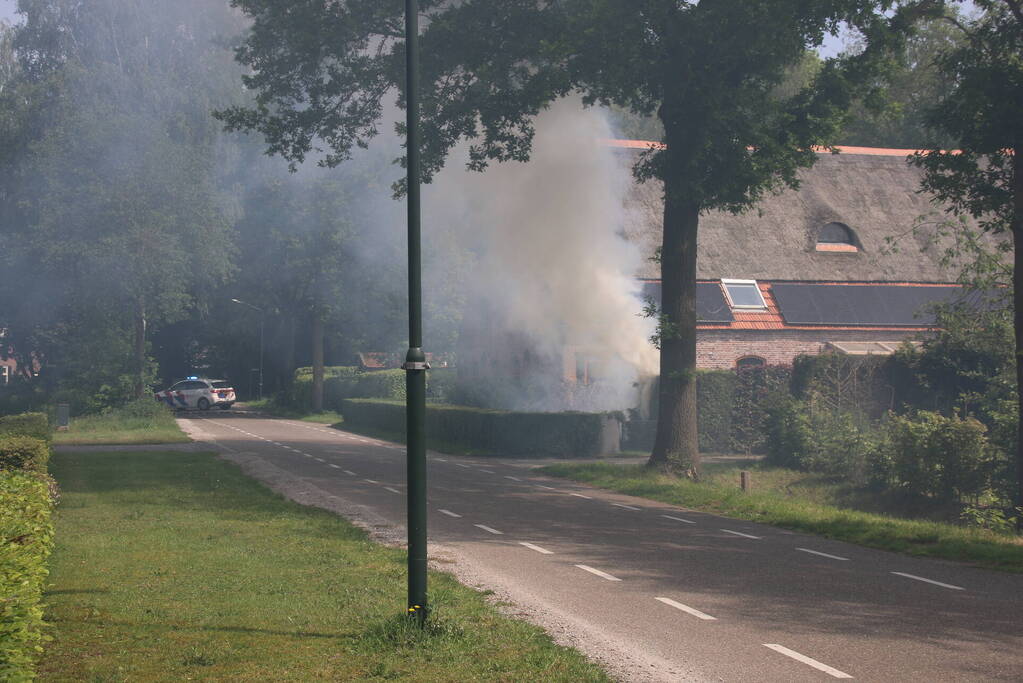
[
  {"xmin": 911, "ymin": 0, "xmax": 1023, "ymax": 520},
  {"xmin": 221, "ymin": 0, "xmax": 938, "ymax": 475},
  {"xmin": 2, "ymin": 0, "xmax": 238, "ymax": 403}
]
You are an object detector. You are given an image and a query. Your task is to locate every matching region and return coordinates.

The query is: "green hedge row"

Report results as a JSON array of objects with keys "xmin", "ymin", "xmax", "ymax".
[
  {"xmin": 0, "ymin": 472, "xmax": 54, "ymax": 681},
  {"xmin": 289, "ymin": 366, "xmax": 457, "ymax": 412},
  {"xmin": 0, "ymin": 436, "xmax": 50, "ymax": 473},
  {"xmin": 0, "ymin": 413, "xmax": 51, "ymax": 443},
  {"xmin": 340, "ymin": 399, "xmax": 615, "ymax": 458},
  {"xmin": 1, "ymin": 412, "xmax": 54, "ymax": 681}
]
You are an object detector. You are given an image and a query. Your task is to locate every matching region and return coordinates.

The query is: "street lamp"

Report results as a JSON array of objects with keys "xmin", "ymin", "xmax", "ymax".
[
  {"xmin": 403, "ymin": 0, "xmax": 429, "ymax": 626},
  {"xmin": 231, "ymin": 298, "xmax": 264, "ymax": 401}
]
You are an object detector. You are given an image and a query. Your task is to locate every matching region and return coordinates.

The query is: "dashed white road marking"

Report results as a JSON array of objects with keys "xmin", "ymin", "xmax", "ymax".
[
  {"xmin": 364, "ymin": 479, "xmax": 379, "ymax": 484},
  {"xmin": 662, "ymin": 515, "xmax": 696, "ymax": 524},
  {"xmin": 574, "ymin": 564, "xmax": 621, "ymax": 582},
  {"xmin": 438, "ymin": 509, "xmax": 462, "ymax": 518},
  {"xmin": 314, "ymin": 457, "xmax": 325, "ymax": 463},
  {"xmin": 763, "ymin": 644, "xmax": 853, "ymax": 679},
  {"xmin": 519, "ymin": 542, "xmax": 554, "ymax": 555},
  {"xmin": 891, "ymin": 572, "xmax": 964, "ymax": 591},
  {"xmin": 721, "ymin": 529, "xmax": 761, "ymax": 539},
  {"xmin": 455, "ymin": 464, "xmax": 472, "ymax": 469},
  {"xmin": 612, "ymin": 503, "xmax": 641, "ymax": 511},
  {"xmin": 434, "ymin": 458, "xmax": 447, "ymax": 462},
  {"xmin": 570, "ymin": 493, "xmax": 592, "ymax": 500},
  {"xmin": 654, "ymin": 597, "xmax": 716, "ymax": 621},
  {"xmin": 504, "ymin": 476, "xmax": 521, "ymax": 481},
  {"xmin": 797, "ymin": 548, "xmax": 850, "ymax": 562},
  {"xmin": 384, "ymin": 487, "xmax": 401, "ymax": 494},
  {"xmin": 479, "ymin": 469, "xmax": 496, "ymax": 474},
  {"xmin": 328, "ymin": 464, "xmax": 341, "ymax": 469},
  {"xmin": 474, "ymin": 524, "xmax": 503, "ymax": 535},
  {"xmin": 536, "ymin": 485, "xmax": 557, "ymax": 490}
]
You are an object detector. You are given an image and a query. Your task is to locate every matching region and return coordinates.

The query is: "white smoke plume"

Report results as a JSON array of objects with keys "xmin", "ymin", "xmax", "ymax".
[{"xmin": 425, "ymin": 99, "xmax": 658, "ymax": 411}]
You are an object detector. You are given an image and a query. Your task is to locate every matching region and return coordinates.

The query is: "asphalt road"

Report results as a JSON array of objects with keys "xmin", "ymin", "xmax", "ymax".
[{"xmin": 180, "ymin": 412, "xmax": 1023, "ymax": 682}]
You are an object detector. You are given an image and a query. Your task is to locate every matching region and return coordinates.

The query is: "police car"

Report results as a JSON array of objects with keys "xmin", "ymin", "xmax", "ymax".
[{"xmin": 155, "ymin": 377, "xmax": 236, "ymax": 411}]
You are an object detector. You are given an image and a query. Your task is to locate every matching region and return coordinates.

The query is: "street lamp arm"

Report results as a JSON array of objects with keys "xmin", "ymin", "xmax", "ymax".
[{"xmin": 230, "ymin": 298, "xmax": 263, "ymax": 314}]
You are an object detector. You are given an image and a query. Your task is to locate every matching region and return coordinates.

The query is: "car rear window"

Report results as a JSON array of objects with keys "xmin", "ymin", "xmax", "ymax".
[{"xmin": 212, "ymin": 381, "xmax": 232, "ymax": 389}]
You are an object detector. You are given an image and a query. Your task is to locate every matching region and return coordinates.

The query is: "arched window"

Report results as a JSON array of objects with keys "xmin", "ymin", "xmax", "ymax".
[
  {"xmin": 816, "ymin": 222, "xmax": 858, "ymax": 251},
  {"xmin": 736, "ymin": 356, "xmax": 766, "ymax": 369}
]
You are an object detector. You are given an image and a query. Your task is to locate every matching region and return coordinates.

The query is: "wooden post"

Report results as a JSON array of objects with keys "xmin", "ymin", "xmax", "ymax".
[{"xmin": 740, "ymin": 470, "xmax": 751, "ymax": 493}]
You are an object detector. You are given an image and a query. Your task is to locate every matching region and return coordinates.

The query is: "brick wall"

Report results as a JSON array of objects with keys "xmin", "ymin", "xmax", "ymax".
[{"xmin": 696, "ymin": 328, "xmax": 923, "ymax": 369}]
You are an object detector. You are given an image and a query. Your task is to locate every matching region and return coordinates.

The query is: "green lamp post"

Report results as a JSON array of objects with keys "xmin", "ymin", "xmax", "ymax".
[{"xmin": 403, "ymin": 0, "xmax": 429, "ymax": 626}]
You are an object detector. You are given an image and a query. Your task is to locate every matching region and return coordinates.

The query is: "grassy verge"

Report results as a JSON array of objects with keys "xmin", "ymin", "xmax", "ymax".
[
  {"xmin": 244, "ymin": 399, "xmax": 343, "ymax": 424},
  {"xmin": 41, "ymin": 450, "xmax": 609, "ymax": 681},
  {"xmin": 539, "ymin": 462, "xmax": 1023, "ymax": 573},
  {"xmin": 53, "ymin": 406, "xmax": 189, "ymax": 446}
]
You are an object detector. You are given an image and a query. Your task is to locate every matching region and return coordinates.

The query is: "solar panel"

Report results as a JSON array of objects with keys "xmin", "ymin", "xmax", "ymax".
[
  {"xmin": 772, "ymin": 284, "xmax": 972, "ymax": 326},
  {"xmin": 639, "ymin": 281, "xmax": 734, "ymax": 323}
]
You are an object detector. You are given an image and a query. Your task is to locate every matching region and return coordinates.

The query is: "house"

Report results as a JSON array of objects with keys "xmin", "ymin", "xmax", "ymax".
[{"xmin": 616, "ymin": 142, "xmax": 995, "ymax": 370}]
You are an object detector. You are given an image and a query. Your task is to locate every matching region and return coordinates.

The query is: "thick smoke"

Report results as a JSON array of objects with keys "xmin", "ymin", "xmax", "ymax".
[{"xmin": 425, "ymin": 100, "xmax": 658, "ymax": 412}]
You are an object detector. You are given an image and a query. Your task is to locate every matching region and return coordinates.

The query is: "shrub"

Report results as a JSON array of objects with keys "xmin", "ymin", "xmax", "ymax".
[
  {"xmin": 874, "ymin": 411, "xmax": 995, "ymax": 503},
  {"xmin": 764, "ymin": 398, "xmax": 873, "ymax": 479},
  {"xmin": 340, "ymin": 399, "xmax": 615, "ymax": 458},
  {"xmin": 764, "ymin": 396, "xmax": 813, "ymax": 469},
  {"xmin": 0, "ymin": 437, "xmax": 50, "ymax": 473},
  {"xmin": 0, "ymin": 470, "xmax": 54, "ymax": 681},
  {"xmin": 288, "ymin": 367, "xmax": 407, "ymax": 411},
  {"xmin": 729, "ymin": 365, "xmax": 791, "ymax": 455},
  {"xmin": 695, "ymin": 371, "xmax": 734, "ymax": 453},
  {"xmin": 0, "ymin": 413, "xmax": 51, "ymax": 443}
]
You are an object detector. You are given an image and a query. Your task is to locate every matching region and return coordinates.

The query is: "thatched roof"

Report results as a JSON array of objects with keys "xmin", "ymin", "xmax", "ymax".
[{"xmin": 620, "ymin": 147, "xmax": 996, "ymax": 282}]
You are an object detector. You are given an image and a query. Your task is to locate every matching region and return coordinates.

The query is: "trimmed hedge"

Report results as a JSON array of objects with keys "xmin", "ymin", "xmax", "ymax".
[
  {"xmin": 0, "ymin": 437, "xmax": 50, "ymax": 473},
  {"xmin": 290, "ymin": 366, "xmax": 458, "ymax": 411},
  {"xmin": 0, "ymin": 413, "xmax": 51, "ymax": 443},
  {"xmin": 0, "ymin": 470, "xmax": 54, "ymax": 681},
  {"xmin": 340, "ymin": 399, "xmax": 614, "ymax": 458}
]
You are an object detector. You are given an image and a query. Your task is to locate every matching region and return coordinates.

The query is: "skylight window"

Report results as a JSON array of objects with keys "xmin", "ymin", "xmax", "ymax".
[{"xmin": 722, "ymin": 279, "xmax": 767, "ymax": 310}]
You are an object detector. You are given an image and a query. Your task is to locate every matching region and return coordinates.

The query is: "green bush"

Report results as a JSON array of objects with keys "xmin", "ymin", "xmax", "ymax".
[
  {"xmin": 0, "ymin": 413, "xmax": 51, "ymax": 443},
  {"xmin": 0, "ymin": 470, "xmax": 54, "ymax": 681},
  {"xmin": 341, "ymin": 399, "xmax": 614, "ymax": 458},
  {"xmin": 0, "ymin": 437, "xmax": 51, "ymax": 473},
  {"xmin": 729, "ymin": 366, "xmax": 791, "ymax": 454},
  {"xmin": 695, "ymin": 371, "xmax": 735, "ymax": 452},
  {"xmin": 873, "ymin": 411, "xmax": 995, "ymax": 503},
  {"xmin": 764, "ymin": 398, "xmax": 873, "ymax": 479},
  {"xmin": 288, "ymin": 367, "xmax": 407, "ymax": 411}
]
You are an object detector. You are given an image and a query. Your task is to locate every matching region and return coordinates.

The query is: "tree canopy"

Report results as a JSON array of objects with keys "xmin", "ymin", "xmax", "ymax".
[{"xmin": 221, "ymin": 0, "xmax": 941, "ymax": 475}]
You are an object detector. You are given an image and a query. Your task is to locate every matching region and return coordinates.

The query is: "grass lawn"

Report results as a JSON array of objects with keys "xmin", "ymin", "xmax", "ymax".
[
  {"xmin": 539, "ymin": 461, "xmax": 1023, "ymax": 573},
  {"xmin": 40, "ymin": 450, "xmax": 608, "ymax": 682},
  {"xmin": 53, "ymin": 409, "xmax": 189, "ymax": 446}
]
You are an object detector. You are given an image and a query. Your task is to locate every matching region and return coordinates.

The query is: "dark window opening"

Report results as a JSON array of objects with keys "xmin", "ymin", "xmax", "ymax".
[
  {"xmin": 736, "ymin": 356, "xmax": 766, "ymax": 368},
  {"xmin": 818, "ymin": 222, "xmax": 856, "ymax": 245}
]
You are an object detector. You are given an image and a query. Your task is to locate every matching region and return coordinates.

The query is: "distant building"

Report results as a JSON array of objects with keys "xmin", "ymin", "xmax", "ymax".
[{"xmin": 616, "ymin": 142, "xmax": 998, "ymax": 370}]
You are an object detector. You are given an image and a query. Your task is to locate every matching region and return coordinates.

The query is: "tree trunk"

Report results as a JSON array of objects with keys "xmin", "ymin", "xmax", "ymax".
[
  {"xmin": 1013, "ymin": 145, "xmax": 1023, "ymax": 529},
  {"xmin": 133, "ymin": 299, "xmax": 146, "ymax": 400},
  {"xmin": 282, "ymin": 313, "xmax": 296, "ymax": 391},
  {"xmin": 312, "ymin": 315, "xmax": 324, "ymax": 413},
  {"xmin": 647, "ymin": 181, "xmax": 701, "ymax": 478}
]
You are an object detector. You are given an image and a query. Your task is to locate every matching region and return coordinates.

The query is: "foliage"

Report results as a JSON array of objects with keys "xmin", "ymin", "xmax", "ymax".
[
  {"xmin": 220, "ymin": 0, "xmax": 939, "ymax": 476},
  {"xmin": 908, "ymin": 0, "xmax": 1023, "ymax": 514},
  {"xmin": 0, "ymin": 436, "xmax": 50, "ymax": 473},
  {"xmin": 341, "ymin": 399, "xmax": 614, "ymax": 458},
  {"xmin": 766, "ymin": 396, "xmax": 876, "ymax": 479},
  {"xmin": 872, "ymin": 410, "xmax": 998, "ymax": 502},
  {"xmin": 838, "ymin": 9, "xmax": 965, "ymax": 148},
  {"xmin": 0, "ymin": 469, "xmax": 54, "ymax": 681},
  {"xmin": 729, "ymin": 366, "xmax": 792, "ymax": 454},
  {"xmin": 0, "ymin": 412, "xmax": 50, "ymax": 442},
  {"xmin": 792, "ymin": 352, "xmax": 895, "ymax": 421}
]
